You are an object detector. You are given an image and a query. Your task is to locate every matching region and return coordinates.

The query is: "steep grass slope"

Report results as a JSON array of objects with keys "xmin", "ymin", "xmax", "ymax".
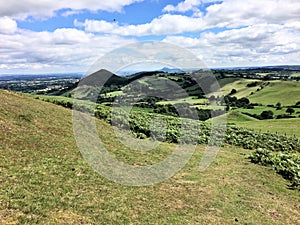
[{"xmin": 0, "ymin": 90, "xmax": 299, "ymax": 224}]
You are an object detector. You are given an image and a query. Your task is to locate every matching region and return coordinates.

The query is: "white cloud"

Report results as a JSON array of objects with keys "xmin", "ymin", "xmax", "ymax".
[
  {"xmin": 204, "ymin": 0, "xmax": 300, "ymax": 28},
  {"xmin": 77, "ymin": 0, "xmax": 300, "ymax": 37},
  {"xmin": 78, "ymin": 14, "xmax": 205, "ymax": 36},
  {"xmin": 163, "ymin": 0, "xmax": 201, "ymax": 13},
  {"xmin": 1, "ymin": 0, "xmax": 300, "ymax": 73},
  {"xmin": 0, "ymin": 17, "xmax": 17, "ymax": 34},
  {"xmin": 163, "ymin": 0, "xmax": 300, "ymax": 30},
  {"xmin": 0, "ymin": 29, "xmax": 136, "ymax": 73},
  {"xmin": 0, "ymin": 0, "xmax": 144, "ymax": 19},
  {"xmin": 163, "ymin": 23, "xmax": 300, "ymax": 67},
  {"xmin": 52, "ymin": 28, "xmax": 90, "ymax": 45},
  {"xmin": 163, "ymin": 0, "xmax": 221, "ymax": 13}
]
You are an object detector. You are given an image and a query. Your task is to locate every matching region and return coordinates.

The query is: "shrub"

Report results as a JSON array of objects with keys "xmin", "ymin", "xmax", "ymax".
[{"xmin": 260, "ymin": 110, "xmax": 274, "ymax": 119}]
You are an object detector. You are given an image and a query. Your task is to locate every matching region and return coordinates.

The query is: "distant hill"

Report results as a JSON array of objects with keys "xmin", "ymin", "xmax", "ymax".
[
  {"xmin": 80, "ymin": 69, "xmax": 128, "ymax": 87},
  {"xmin": 160, "ymin": 67, "xmax": 184, "ymax": 73}
]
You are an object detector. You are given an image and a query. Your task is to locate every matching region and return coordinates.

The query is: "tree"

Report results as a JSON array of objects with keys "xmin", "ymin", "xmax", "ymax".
[
  {"xmin": 208, "ymin": 95, "xmax": 216, "ymax": 102},
  {"xmin": 230, "ymin": 89, "xmax": 237, "ymax": 95},
  {"xmin": 286, "ymin": 107, "xmax": 295, "ymax": 115},
  {"xmin": 275, "ymin": 102, "xmax": 282, "ymax": 110},
  {"xmin": 260, "ymin": 110, "xmax": 274, "ymax": 120},
  {"xmin": 239, "ymin": 97, "xmax": 250, "ymax": 106}
]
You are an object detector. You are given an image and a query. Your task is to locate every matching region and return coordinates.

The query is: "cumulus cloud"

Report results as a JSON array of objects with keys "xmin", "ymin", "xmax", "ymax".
[
  {"xmin": 77, "ymin": 0, "xmax": 300, "ymax": 37},
  {"xmin": 163, "ymin": 23, "xmax": 300, "ymax": 67},
  {"xmin": 0, "ymin": 0, "xmax": 144, "ymax": 19},
  {"xmin": 0, "ymin": 29, "xmax": 135, "ymax": 73},
  {"xmin": 52, "ymin": 28, "xmax": 90, "ymax": 45},
  {"xmin": 77, "ymin": 14, "xmax": 205, "ymax": 36},
  {"xmin": 0, "ymin": 17, "xmax": 17, "ymax": 34},
  {"xmin": 1, "ymin": 0, "xmax": 300, "ymax": 72},
  {"xmin": 163, "ymin": 0, "xmax": 201, "ymax": 13},
  {"xmin": 163, "ymin": 0, "xmax": 221, "ymax": 13},
  {"xmin": 204, "ymin": 0, "xmax": 300, "ymax": 28},
  {"xmin": 163, "ymin": 0, "xmax": 300, "ymax": 30}
]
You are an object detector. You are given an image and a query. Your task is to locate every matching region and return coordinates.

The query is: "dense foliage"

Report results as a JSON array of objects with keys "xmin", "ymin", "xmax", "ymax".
[{"xmin": 249, "ymin": 148, "xmax": 300, "ymax": 188}]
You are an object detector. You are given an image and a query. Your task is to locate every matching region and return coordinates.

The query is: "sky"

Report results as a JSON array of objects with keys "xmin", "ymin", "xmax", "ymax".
[{"xmin": 0, "ymin": 0, "xmax": 299, "ymax": 74}]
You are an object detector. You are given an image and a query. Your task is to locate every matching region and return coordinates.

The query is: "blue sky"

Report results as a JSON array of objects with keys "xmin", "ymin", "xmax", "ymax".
[{"xmin": 0, "ymin": 0, "xmax": 299, "ymax": 74}]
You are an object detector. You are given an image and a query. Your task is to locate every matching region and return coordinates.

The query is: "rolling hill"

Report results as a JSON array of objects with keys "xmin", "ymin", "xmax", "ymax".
[
  {"xmin": 220, "ymin": 79, "xmax": 300, "ymax": 106},
  {"xmin": 0, "ymin": 89, "xmax": 300, "ymax": 224}
]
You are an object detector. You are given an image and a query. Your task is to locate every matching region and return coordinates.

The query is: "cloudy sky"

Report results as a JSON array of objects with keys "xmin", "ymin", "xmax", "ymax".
[{"xmin": 0, "ymin": 0, "xmax": 299, "ymax": 74}]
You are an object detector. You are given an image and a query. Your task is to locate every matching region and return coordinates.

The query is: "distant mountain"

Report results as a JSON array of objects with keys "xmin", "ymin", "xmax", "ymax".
[
  {"xmin": 160, "ymin": 67, "xmax": 184, "ymax": 73},
  {"xmin": 212, "ymin": 65, "xmax": 300, "ymax": 71},
  {"xmin": 262, "ymin": 65, "xmax": 300, "ymax": 71}
]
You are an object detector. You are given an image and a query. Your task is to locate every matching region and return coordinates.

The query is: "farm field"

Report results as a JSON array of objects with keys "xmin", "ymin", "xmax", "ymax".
[
  {"xmin": 220, "ymin": 78, "xmax": 263, "ymax": 98},
  {"xmin": 0, "ymin": 90, "xmax": 300, "ymax": 224},
  {"xmin": 248, "ymin": 81, "xmax": 300, "ymax": 106},
  {"xmin": 234, "ymin": 118, "xmax": 300, "ymax": 138},
  {"xmin": 211, "ymin": 111, "xmax": 300, "ymax": 138},
  {"xmin": 220, "ymin": 79, "xmax": 300, "ymax": 106}
]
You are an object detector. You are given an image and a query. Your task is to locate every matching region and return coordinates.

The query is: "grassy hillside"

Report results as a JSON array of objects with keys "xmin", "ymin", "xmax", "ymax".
[
  {"xmin": 234, "ymin": 118, "xmax": 300, "ymax": 138},
  {"xmin": 1, "ymin": 90, "xmax": 300, "ymax": 224},
  {"xmin": 212, "ymin": 111, "xmax": 258, "ymax": 124},
  {"xmin": 209, "ymin": 111, "xmax": 300, "ymax": 137},
  {"xmin": 220, "ymin": 79, "xmax": 300, "ymax": 106},
  {"xmin": 220, "ymin": 78, "xmax": 262, "ymax": 98},
  {"xmin": 248, "ymin": 80, "xmax": 300, "ymax": 106}
]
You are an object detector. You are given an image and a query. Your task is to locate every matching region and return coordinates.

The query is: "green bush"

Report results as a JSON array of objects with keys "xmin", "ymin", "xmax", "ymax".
[{"xmin": 249, "ymin": 149, "xmax": 300, "ymax": 188}]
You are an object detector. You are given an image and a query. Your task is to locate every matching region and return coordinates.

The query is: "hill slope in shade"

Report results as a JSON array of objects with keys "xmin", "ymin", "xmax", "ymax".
[{"xmin": 0, "ymin": 90, "xmax": 299, "ymax": 224}]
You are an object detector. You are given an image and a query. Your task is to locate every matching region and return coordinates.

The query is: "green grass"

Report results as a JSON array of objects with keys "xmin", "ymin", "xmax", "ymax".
[
  {"xmin": 249, "ymin": 80, "xmax": 300, "ymax": 106},
  {"xmin": 157, "ymin": 96, "xmax": 207, "ymax": 105},
  {"xmin": 290, "ymin": 72, "xmax": 300, "ymax": 77},
  {"xmin": 101, "ymin": 90, "xmax": 122, "ymax": 97},
  {"xmin": 30, "ymin": 94, "xmax": 74, "ymax": 102},
  {"xmin": 217, "ymin": 78, "xmax": 241, "ymax": 88},
  {"xmin": 213, "ymin": 111, "xmax": 258, "ymax": 124},
  {"xmin": 212, "ymin": 110, "xmax": 300, "ymax": 137},
  {"xmin": 234, "ymin": 118, "xmax": 300, "ymax": 138},
  {"xmin": 219, "ymin": 79, "xmax": 300, "ymax": 106},
  {"xmin": 1, "ymin": 90, "xmax": 300, "ymax": 224},
  {"xmin": 220, "ymin": 79, "xmax": 263, "ymax": 98}
]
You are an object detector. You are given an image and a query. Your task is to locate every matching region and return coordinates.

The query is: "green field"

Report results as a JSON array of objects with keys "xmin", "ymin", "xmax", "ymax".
[
  {"xmin": 234, "ymin": 118, "xmax": 300, "ymax": 138},
  {"xmin": 1, "ymin": 90, "xmax": 300, "ymax": 224},
  {"xmin": 220, "ymin": 79, "xmax": 263, "ymax": 98},
  {"xmin": 157, "ymin": 96, "xmax": 207, "ymax": 105},
  {"xmin": 212, "ymin": 111, "xmax": 257, "ymax": 124},
  {"xmin": 248, "ymin": 81, "xmax": 300, "ymax": 106},
  {"xmin": 219, "ymin": 79, "xmax": 300, "ymax": 106}
]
